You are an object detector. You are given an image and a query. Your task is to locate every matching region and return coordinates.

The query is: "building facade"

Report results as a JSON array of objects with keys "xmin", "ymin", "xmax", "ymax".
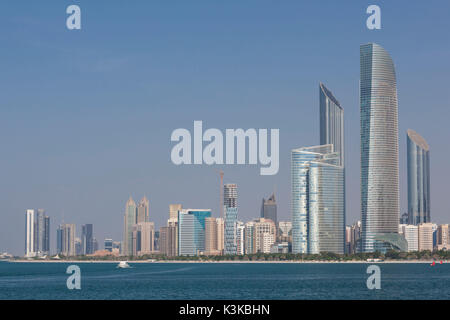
[
  {"xmin": 204, "ymin": 217, "xmax": 222, "ymax": 255},
  {"xmin": 81, "ymin": 224, "xmax": 93, "ymax": 255},
  {"xmin": 418, "ymin": 223, "xmax": 434, "ymax": 251},
  {"xmin": 25, "ymin": 209, "xmax": 50, "ymax": 257},
  {"xmin": 224, "ymin": 184, "xmax": 238, "ymax": 255},
  {"xmin": 320, "ymin": 82, "xmax": 344, "ymax": 167},
  {"xmin": 178, "ymin": 209, "xmax": 211, "ymax": 256},
  {"xmin": 261, "ymin": 193, "xmax": 277, "ymax": 225},
  {"xmin": 360, "ymin": 43, "xmax": 402, "ymax": 252},
  {"xmin": 399, "ymin": 224, "xmax": 419, "ymax": 252},
  {"xmin": 123, "ymin": 196, "xmax": 137, "ymax": 256},
  {"xmin": 407, "ymin": 129, "xmax": 431, "ymax": 225},
  {"xmin": 136, "ymin": 196, "xmax": 150, "ymax": 223},
  {"xmin": 291, "ymin": 145, "xmax": 344, "ymax": 254},
  {"xmin": 436, "ymin": 224, "xmax": 449, "ymax": 250},
  {"xmin": 57, "ymin": 223, "xmax": 76, "ymax": 256}
]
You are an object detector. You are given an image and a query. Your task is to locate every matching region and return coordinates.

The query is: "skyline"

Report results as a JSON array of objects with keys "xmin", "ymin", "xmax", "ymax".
[{"xmin": 2, "ymin": 2, "xmax": 450, "ymax": 255}]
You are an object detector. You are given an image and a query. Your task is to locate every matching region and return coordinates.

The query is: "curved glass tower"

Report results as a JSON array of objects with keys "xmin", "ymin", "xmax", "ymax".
[
  {"xmin": 291, "ymin": 145, "xmax": 344, "ymax": 254},
  {"xmin": 407, "ymin": 129, "xmax": 430, "ymax": 225},
  {"xmin": 360, "ymin": 43, "xmax": 400, "ymax": 253}
]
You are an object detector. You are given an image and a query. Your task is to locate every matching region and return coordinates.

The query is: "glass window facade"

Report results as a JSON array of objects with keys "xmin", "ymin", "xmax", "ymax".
[
  {"xmin": 360, "ymin": 43, "xmax": 400, "ymax": 253},
  {"xmin": 407, "ymin": 129, "xmax": 431, "ymax": 225},
  {"xmin": 178, "ymin": 209, "xmax": 211, "ymax": 256},
  {"xmin": 291, "ymin": 145, "xmax": 344, "ymax": 254}
]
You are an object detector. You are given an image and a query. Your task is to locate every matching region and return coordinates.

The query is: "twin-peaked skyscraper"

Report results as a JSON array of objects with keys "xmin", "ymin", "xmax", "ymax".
[{"xmin": 123, "ymin": 196, "xmax": 154, "ymax": 256}]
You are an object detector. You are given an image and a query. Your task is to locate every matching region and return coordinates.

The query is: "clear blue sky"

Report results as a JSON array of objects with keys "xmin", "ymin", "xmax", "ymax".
[{"xmin": 1, "ymin": 1, "xmax": 449, "ymax": 255}]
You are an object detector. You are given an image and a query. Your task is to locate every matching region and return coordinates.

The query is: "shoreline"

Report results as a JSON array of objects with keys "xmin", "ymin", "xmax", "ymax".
[{"xmin": 5, "ymin": 259, "xmax": 446, "ymax": 264}]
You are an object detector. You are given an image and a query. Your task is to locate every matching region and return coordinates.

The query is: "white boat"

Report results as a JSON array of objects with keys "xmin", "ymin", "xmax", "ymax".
[{"xmin": 117, "ymin": 261, "xmax": 130, "ymax": 268}]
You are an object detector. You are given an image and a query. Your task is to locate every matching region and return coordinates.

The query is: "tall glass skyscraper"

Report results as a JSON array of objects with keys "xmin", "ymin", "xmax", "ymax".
[
  {"xmin": 407, "ymin": 129, "xmax": 431, "ymax": 225},
  {"xmin": 360, "ymin": 43, "xmax": 405, "ymax": 252},
  {"xmin": 123, "ymin": 196, "xmax": 137, "ymax": 256},
  {"xmin": 25, "ymin": 209, "xmax": 50, "ymax": 257},
  {"xmin": 224, "ymin": 184, "xmax": 238, "ymax": 255},
  {"xmin": 260, "ymin": 193, "xmax": 277, "ymax": 225},
  {"xmin": 320, "ymin": 82, "xmax": 344, "ymax": 166},
  {"xmin": 178, "ymin": 209, "xmax": 211, "ymax": 256},
  {"xmin": 81, "ymin": 224, "xmax": 93, "ymax": 255},
  {"xmin": 291, "ymin": 145, "xmax": 344, "ymax": 254}
]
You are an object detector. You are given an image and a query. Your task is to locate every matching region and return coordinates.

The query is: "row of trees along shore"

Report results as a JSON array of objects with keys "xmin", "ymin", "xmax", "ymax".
[{"xmin": 18, "ymin": 250, "xmax": 450, "ymax": 261}]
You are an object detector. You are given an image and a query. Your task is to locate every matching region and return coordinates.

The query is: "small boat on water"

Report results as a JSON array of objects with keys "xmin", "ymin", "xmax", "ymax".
[{"xmin": 117, "ymin": 261, "xmax": 131, "ymax": 268}]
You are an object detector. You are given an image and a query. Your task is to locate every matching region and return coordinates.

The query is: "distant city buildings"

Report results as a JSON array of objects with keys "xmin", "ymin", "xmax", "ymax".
[
  {"xmin": 407, "ymin": 129, "xmax": 431, "ymax": 225},
  {"xmin": 81, "ymin": 224, "xmax": 93, "ymax": 255},
  {"xmin": 360, "ymin": 43, "xmax": 403, "ymax": 253},
  {"xmin": 104, "ymin": 238, "xmax": 113, "ymax": 252},
  {"xmin": 132, "ymin": 222, "xmax": 155, "ymax": 255},
  {"xmin": 123, "ymin": 196, "xmax": 137, "ymax": 256},
  {"xmin": 242, "ymin": 218, "xmax": 276, "ymax": 254},
  {"xmin": 137, "ymin": 196, "xmax": 150, "ymax": 223},
  {"xmin": 25, "ymin": 209, "xmax": 50, "ymax": 257},
  {"xmin": 345, "ymin": 221, "xmax": 361, "ymax": 254},
  {"xmin": 436, "ymin": 224, "xmax": 449, "ymax": 250},
  {"xmin": 57, "ymin": 223, "xmax": 76, "ymax": 256},
  {"xmin": 261, "ymin": 193, "xmax": 277, "ymax": 225},
  {"xmin": 122, "ymin": 196, "xmax": 155, "ymax": 256},
  {"xmin": 277, "ymin": 221, "xmax": 292, "ymax": 243}
]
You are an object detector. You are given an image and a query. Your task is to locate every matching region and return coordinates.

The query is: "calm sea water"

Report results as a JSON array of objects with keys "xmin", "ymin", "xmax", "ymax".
[{"xmin": 0, "ymin": 262, "xmax": 449, "ymax": 300}]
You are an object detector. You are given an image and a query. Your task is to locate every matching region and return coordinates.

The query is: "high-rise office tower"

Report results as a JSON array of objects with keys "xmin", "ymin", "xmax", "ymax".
[
  {"xmin": 137, "ymin": 222, "xmax": 155, "ymax": 255},
  {"xmin": 178, "ymin": 209, "xmax": 211, "ymax": 256},
  {"xmin": 169, "ymin": 204, "xmax": 182, "ymax": 221},
  {"xmin": 58, "ymin": 223, "xmax": 76, "ymax": 256},
  {"xmin": 360, "ymin": 43, "xmax": 403, "ymax": 252},
  {"xmin": 436, "ymin": 224, "xmax": 449, "ymax": 250},
  {"xmin": 25, "ymin": 209, "xmax": 36, "ymax": 257},
  {"xmin": 319, "ymin": 82, "xmax": 345, "ymax": 251},
  {"xmin": 123, "ymin": 196, "xmax": 137, "ymax": 256},
  {"xmin": 216, "ymin": 217, "xmax": 224, "ymax": 253},
  {"xmin": 160, "ymin": 221, "xmax": 178, "ymax": 257},
  {"xmin": 104, "ymin": 238, "xmax": 113, "ymax": 252},
  {"xmin": 43, "ymin": 214, "xmax": 50, "ymax": 254},
  {"xmin": 320, "ymin": 82, "xmax": 344, "ymax": 166},
  {"xmin": 81, "ymin": 224, "xmax": 93, "ymax": 255},
  {"xmin": 350, "ymin": 220, "xmax": 362, "ymax": 254},
  {"xmin": 254, "ymin": 218, "xmax": 277, "ymax": 254},
  {"xmin": 399, "ymin": 224, "xmax": 419, "ymax": 252},
  {"xmin": 236, "ymin": 221, "xmax": 245, "ymax": 255},
  {"xmin": 224, "ymin": 184, "xmax": 238, "ymax": 255},
  {"xmin": 137, "ymin": 196, "xmax": 150, "ymax": 223},
  {"xmin": 25, "ymin": 209, "xmax": 50, "ymax": 257},
  {"xmin": 204, "ymin": 217, "xmax": 222, "ymax": 255},
  {"xmin": 261, "ymin": 193, "xmax": 277, "ymax": 225},
  {"xmin": 291, "ymin": 145, "xmax": 344, "ymax": 254},
  {"xmin": 131, "ymin": 222, "xmax": 154, "ymax": 255},
  {"xmin": 244, "ymin": 221, "xmax": 256, "ymax": 254},
  {"xmin": 75, "ymin": 238, "xmax": 82, "ymax": 255},
  {"xmin": 418, "ymin": 223, "xmax": 434, "ymax": 251},
  {"xmin": 407, "ymin": 129, "xmax": 431, "ymax": 225},
  {"xmin": 92, "ymin": 238, "xmax": 98, "ymax": 252}
]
